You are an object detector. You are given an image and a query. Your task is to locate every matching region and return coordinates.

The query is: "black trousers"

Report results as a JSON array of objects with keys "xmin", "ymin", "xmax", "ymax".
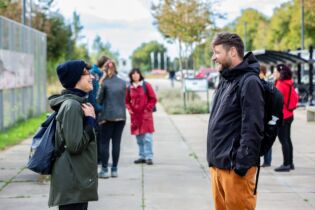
[
  {"xmin": 100, "ymin": 121, "xmax": 125, "ymax": 169},
  {"xmin": 59, "ymin": 202, "xmax": 88, "ymax": 210},
  {"xmin": 278, "ymin": 116, "xmax": 294, "ymax": 166}
]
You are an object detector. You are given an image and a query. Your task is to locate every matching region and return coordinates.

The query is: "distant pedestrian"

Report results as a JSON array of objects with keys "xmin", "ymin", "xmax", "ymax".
[
  {"xmin": 97, "ymin": 56, "xmax": 126, "ymax": 178},
  {"xmin": 273, "ymin": 64, "xmax": 295, "ymax": 172},
  {"xmin": 88, "ymin": 61, "xmax": 103, "ymax": 164},
  {"xmin": 126, "ymin": 68, "xmax": 157, "ymax": 165},
  {"xmin": 48, "ymin": 60, "xmax": 98, "ymax": 210},
  {"xmin": 260, "ymin": 65, "xmax": 272, "ymax": 167},
  {"xmin": 207, "ymin": 32, "xmax": 264, "ymax": 210},
  {"xmin": 169, "ymin": 70, "xmax": 176, "ymax": 87}
]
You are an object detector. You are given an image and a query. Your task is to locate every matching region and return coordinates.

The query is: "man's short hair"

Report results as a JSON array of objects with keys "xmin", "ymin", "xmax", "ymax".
[{"xmin": 212, "ymin": 32, "xmax": 244, "ymax": 58}]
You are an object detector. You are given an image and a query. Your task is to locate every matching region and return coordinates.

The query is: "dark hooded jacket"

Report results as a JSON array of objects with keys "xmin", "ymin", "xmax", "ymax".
[
  {"xmin": 48, "ymin": 90, "xmax": 98, "ymax": 207},
  {"xmin": 207, "ymin": 52, "xmax": 264, "ymax": 174}
]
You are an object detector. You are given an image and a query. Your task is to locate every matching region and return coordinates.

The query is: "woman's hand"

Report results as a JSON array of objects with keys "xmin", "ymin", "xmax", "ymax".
[{"xmin": 82, "ymin": 103, "xmax": 96, "ymax": 118}]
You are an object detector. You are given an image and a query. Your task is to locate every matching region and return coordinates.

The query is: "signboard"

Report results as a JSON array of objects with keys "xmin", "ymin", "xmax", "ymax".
[
  {"xmin": 0, "ymin": 49, "xmax": 34, "ymax": 90},
  {"xmin": 184, "ymin": 78, "xmax": 208, "ymax": 92}
]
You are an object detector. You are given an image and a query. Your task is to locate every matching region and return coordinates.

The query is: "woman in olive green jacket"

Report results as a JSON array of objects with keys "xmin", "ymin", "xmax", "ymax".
[{"xmin": 48, "ymin": 60, "xmax": 98, "ymax": 210}]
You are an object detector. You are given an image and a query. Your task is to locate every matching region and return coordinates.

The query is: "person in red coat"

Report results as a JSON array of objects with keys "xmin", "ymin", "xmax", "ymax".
[
  {"xmin": 273, "ymin": 64, "xmax": 295, "ymax": 172},
  {"xmin": 125, "ymin": 68, "xmax": 157, "ymax": 165}
]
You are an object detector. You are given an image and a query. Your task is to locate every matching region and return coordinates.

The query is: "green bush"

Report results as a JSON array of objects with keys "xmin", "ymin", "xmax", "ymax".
[{"xmin": 158, "ymin": 89, "xmax": 209, "ymax": 114}]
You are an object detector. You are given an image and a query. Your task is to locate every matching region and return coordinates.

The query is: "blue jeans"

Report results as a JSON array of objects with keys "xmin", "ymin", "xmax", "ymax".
[{"xmin": 136, "ymin": 133, "xmax": 153, "ymax": 160}]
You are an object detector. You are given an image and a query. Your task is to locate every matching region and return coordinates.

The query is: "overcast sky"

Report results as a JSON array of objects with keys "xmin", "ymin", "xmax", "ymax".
[{"xmin": 54, "ymin": 0, "xmax": 290, "ymax": 62}]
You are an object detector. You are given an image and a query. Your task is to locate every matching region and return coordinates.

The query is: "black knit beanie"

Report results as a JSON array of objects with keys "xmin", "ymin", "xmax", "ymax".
[{"xmin": 57, "ymin": 60, "xmax": 89, "ymax": 89}]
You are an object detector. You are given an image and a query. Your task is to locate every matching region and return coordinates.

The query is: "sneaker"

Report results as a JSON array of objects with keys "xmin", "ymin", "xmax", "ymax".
[
  {"xmin": 261, "ymin": 163, "xmax": 271, "ymax": 167},
  {"xmin": 290, "ymin": 163, "xmax": 295, "ymax": 170},
  {"xmin": 274, "ymin": 165, "xmax": 290, "ymax": 172},
  {"xmin": 146, "ymin": 159, "xmax": 153, "ymax": 165},
  {"xmin": 98, "ymin": 168, "xmax": 109, "ymax": 179},
  {"xmin": 111, "ymin": 168, "xmax": 118, "ymax": 178},
  {"xmin": 134, "ymin": 159, "xmax": 146, "ymax": 164}
]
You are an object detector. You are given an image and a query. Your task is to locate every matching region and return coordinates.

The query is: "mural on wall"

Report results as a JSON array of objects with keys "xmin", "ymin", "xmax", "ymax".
[{"xmin": 0, "ymin": 49, "xmax": 34, "ymax": 90}]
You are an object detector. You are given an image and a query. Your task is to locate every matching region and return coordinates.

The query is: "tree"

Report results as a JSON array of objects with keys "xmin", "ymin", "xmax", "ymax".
[
  {"xmin": 131, "ymin": 41, "xmax": 167, "ymax": 72},
  {"xmin": 152, "ymin": 0, "xmax": 213, "ymax": 70},
  {"xmin": 232, "ymin": 9, "xmax": 269, "ymax": 51},
  {"xmin": 91, "ymin": 35, "xmax": 120, "ymax": 64},
  {"xmin": 266, "ymin": 0, "xmax": 315, "ymax": 50}
]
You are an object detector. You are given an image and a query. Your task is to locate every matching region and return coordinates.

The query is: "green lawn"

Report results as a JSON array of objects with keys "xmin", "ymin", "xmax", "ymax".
[{"xmin": 0, "ymin": 114, "xmax": 47, "ymax": 150}]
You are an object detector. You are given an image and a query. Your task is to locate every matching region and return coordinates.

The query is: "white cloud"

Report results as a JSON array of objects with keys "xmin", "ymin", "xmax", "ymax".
[{"xmin": 53, "ymin": 0, "xmax": 291, "ymax": 63}]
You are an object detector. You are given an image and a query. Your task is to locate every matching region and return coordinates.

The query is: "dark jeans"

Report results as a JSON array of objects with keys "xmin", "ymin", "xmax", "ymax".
[
  {"xmin": 59, "ymin": 202, "xmax": 88, "ymax": 210},
  {"xmin": 100, "ymin": 121, "xmax": 125, "ymax": 169},
  {"xmin": 263, "ymin": 148, "xmax": 272, "ymax": 165},
  {"xmin": 278, "ymin": 116, "xmax": 294, "ymax": 166}
]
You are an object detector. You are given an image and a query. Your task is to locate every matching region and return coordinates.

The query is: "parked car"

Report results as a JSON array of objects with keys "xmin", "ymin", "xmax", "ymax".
[{"xmin": 175, "ymin": 69, "xmax": 195, "ymax": 80}]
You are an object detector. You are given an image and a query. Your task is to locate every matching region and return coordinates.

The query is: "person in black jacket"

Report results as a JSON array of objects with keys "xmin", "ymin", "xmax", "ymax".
[{"xmin": 207, "ymin": 32, "xmax": 264, "ymax": 210}]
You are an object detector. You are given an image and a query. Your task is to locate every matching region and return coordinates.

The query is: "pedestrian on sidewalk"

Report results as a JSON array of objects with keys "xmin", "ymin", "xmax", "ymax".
[
  {"xmin": 125, "ymin": 68, "xmax": 157, "ymax": 165},
  {"xmin": 207, "ymin": 32, "xmax": 264, "ymax": 210},
  {"xmin": 48, "ymin": 60, "xmax": 98, "ymax": 210},
  {"xmin": 97, "ymin": 56, "xmax": 126, "ymax": 178},
  {"xmin": 273, "ymin": 64, "xmax": 295, "ymax": 172},
  {"xmin": 259, "ymin": 65, "xmax": 272, "ymax": 167},
  {"xmin": 169, "ymin": 69, "xmax": 176, "ymax": 87},
  {"xmin": 87, "ymin": 60, "xmax": 103, "ymax": 164}
]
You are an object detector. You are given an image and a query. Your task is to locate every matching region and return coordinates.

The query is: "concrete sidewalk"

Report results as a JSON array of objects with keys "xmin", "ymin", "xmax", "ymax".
[
  {"xmin": 0, "ymin": 102, "xmax": 315, "ymax": 209},
  {"xmin": 0, "ymin": 104, "xmax": 211, "ymax": 210}
]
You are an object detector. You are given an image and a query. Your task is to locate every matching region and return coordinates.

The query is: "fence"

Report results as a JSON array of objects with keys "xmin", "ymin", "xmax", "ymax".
[{"xmin": 0, "ymin": 16, "xmax": 47, "ymax": 131}]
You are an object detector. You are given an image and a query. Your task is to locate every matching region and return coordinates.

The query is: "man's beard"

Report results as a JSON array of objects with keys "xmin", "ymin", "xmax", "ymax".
[{"xmin": 217, "ymin": 58, "xmax": 232, "ymax": 71}]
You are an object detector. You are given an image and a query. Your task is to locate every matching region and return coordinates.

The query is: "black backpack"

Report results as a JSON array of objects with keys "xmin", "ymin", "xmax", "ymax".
[
  {"xmin": 127, "ymin": 81, "xmax": 157, "ymax": 112},
  {"xmin": 238, "ymin": 72, "xmax": 283, "ymax": 195},
  {"xmin": 238, "ymin": 73, "xmax": 283, "ymax": 156}
]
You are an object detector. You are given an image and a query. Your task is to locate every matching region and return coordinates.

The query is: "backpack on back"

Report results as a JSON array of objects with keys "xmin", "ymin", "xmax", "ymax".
[
  {"xmin": 27, "ymin": 111, "xmax": 64, "ymax": 175},
  {"xmin": 238, "ymin": 73, "xmax": 284, "ymax": 157},
  {"xmin": 238, "ymin": 73, "xmax": 284, "ymax": 195},
  {"xmin": 286, "ymin": 84, "xmax": 299, "ymax": 112},
  {"xmin": 128, "ymin": 81, "xmax": 157, "ymax": 112}
]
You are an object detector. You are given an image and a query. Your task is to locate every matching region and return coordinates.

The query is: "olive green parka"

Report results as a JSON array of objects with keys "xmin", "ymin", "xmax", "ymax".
[{"xmin": 48, "ymin": 91, "xmax": 98, "ymax": 207}]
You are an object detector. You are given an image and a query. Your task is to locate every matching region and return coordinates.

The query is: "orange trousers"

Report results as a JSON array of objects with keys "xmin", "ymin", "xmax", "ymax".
[{"xmin": 210, "ymin": 167, "xmax": 257, "ymax": 210}]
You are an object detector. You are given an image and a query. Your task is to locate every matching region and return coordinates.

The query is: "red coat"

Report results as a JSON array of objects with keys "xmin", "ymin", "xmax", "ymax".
[
  {"xmin": 275, "ymin": 79, "xmax": 294, "ymax": 119},
  {"xmin": 125, "ymin": 81, "xmax": 157, "ymax": 135}
]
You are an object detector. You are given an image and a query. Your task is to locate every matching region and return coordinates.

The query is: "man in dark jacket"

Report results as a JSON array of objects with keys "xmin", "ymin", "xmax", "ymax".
[
  {"xmin": 207, "ymin": 32, "xmax": 264, "ymax": 210},
  {"xmin": 49, "ymin": 60, "xmax": 98, "ymax": 210}
]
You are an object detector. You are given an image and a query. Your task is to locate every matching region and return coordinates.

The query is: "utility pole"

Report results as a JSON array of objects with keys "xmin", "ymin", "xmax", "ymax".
[
  {"xmin": 30, "ymin": 0, "xmax": 32, "ymax": 27},
  {"xmin": 301, "ymin": 0, "xmax": 305, "ymax": 51},
  {"xmin": 301, "ymin": 0, "xmax": 305, "ymax": 77},
  {"xmin": 244, "ymin": 22, "xmax": 247, "ymax": 52},
  {"xmin": 22, "ymin": 0, "xmax": 26, "ymax": 25}
]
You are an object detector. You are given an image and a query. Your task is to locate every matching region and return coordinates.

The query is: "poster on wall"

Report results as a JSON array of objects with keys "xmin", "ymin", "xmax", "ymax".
[{"xmin": 0, "ymin": 49, "xmax": 34, "ymax": 90}]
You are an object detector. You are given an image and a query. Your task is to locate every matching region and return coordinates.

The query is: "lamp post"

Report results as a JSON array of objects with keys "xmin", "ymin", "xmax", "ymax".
[
  {"xmin": 301, "ymin": 0, "xmax": 305, "ymax": 51},
  {"xmin": 244, "ymin": 22, "xmax": 247, "ymax": 52},
  {"xmin": 22, "ymin": 0, "xmax": 26, "ymax": 25}
]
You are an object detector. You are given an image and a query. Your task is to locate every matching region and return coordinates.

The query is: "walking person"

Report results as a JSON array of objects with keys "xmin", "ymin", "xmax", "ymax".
[
  {"xmin": 207, "ymin": 32, "xmax": 264, "ymax": 210},
  {"xmin": 97, "ymin": 56, "xmax": 126, "ymax": 178},
  {"xmin": 88, "ymin": 61, "xmax": 103, "ymax": 164},
  {"xmin": 125, "ymin": 68, "xmax": 157, "ymax": 165},
  {"xmin": 48, "ymin": 60, "xmax": 98, "ymax": 210},
  {"xmin": 273, "ymin": 64, "xmax": 295, "ymax": 172}
]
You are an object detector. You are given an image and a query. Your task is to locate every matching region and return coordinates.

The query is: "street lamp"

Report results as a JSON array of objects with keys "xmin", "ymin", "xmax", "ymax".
[
  {"xmin": 301, "ymin": 0, "xmax": 305, "ymax": 51},
  {"xmin": 244, "ymin": 22, "xmax": 247, "ymax": 52},
  {"xmin": 22, "ymin": 0, "xmax": 26, "ymax": 25}
]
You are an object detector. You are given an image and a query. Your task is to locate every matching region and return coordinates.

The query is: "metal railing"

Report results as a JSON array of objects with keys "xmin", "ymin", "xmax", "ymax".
[{"xmin": 0, "ymin": 16, "xmax": 47, "ymax": 131}]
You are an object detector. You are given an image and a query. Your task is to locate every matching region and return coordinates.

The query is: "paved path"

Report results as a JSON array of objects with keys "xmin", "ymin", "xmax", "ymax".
[{"xmin": 0, "ymin": 78, "xmax": 315, "ymax": 210}]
